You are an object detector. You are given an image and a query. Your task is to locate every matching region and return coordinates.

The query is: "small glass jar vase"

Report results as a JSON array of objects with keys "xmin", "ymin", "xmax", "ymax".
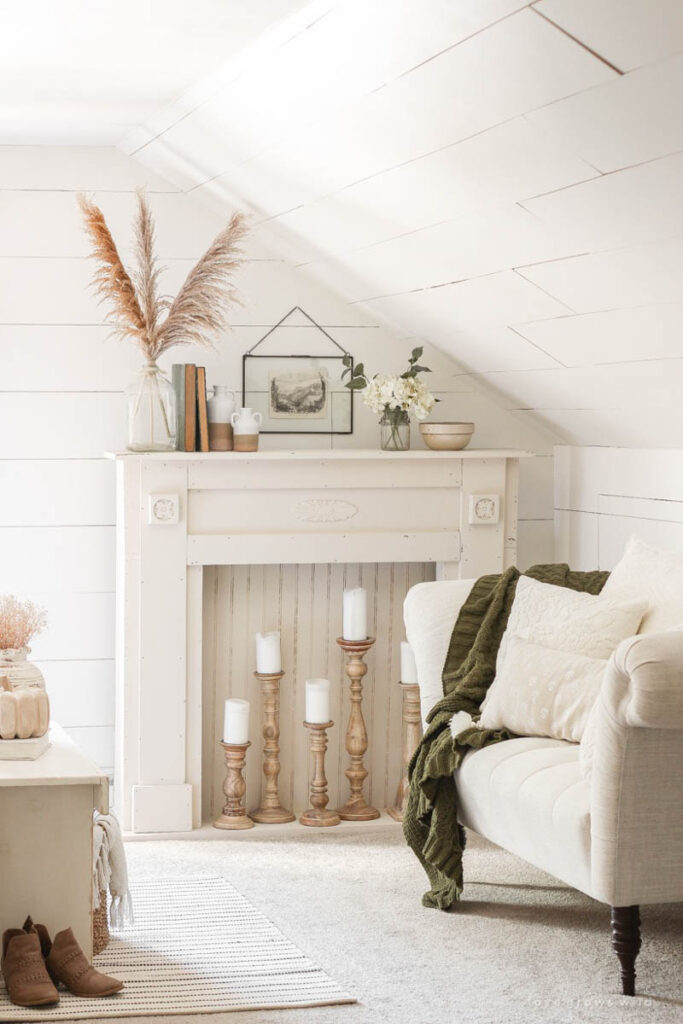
[
  {"xmin": 126, "ymin": 362, "xmax": 176, "ymax": 452},
  {"xmin": 379, "ymin": 409, "xmax": 410, "ymax": 451}
]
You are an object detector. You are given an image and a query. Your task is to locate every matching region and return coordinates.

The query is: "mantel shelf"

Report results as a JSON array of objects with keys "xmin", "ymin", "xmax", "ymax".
[{"xmin": 106, "ymin": 448, "xmax": 534, "ymax": 462}]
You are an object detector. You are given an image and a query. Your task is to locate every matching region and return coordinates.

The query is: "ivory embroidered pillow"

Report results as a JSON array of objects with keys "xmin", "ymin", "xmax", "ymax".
[
  {"xmin": 601, "ymin": 535, "xmax": 683, "ymax": 633},
  {"xmin": 479, "ymin": 637, "xmax": 607, "ymax": 742},
  {"xmin": 495, "ymin": 575, "xmax": 647, "ymax": 675}
]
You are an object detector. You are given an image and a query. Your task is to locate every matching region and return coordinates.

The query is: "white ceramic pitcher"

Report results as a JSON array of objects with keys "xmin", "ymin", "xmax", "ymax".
[{"xmin": 231, "ymin": 407, "xmax": 262, "ymax": 452}]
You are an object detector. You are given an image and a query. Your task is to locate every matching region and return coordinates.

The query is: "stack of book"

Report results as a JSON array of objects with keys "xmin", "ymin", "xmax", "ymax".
[{"xmin": 172, "ymin": 364, "xmax": 210, "ymax": 452}]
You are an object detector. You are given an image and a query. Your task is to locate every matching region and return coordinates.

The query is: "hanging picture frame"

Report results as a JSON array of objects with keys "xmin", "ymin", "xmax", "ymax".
[{"xmin": 242, "ymin": 307, "xmax": 354, "ymax": 435}]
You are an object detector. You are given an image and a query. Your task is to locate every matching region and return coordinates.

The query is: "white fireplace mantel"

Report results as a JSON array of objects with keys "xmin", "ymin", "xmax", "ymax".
[{"xmin": 108, "ymin": 448, "xmax": 531, "ymax": 833}]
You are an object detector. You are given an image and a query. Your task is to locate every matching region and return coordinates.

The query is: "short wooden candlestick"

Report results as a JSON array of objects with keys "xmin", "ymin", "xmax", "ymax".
[
  {"xmin": 300, "ymin": 721, "xmax": 340, "ymax": 827},
  {"xmin": 336, "ymin": 636, "xmax": 380, "ymax": 821},
  {"xmin": 214, "ymin": 740, "xmax": 254, "ymax": 830},
  {"xmin": 250, "ymin": 670, "xmax": 295, "ymax": 824},
  {"xmin": 388, "ymin": 682, "xmax": 423, "ymax": 822}
]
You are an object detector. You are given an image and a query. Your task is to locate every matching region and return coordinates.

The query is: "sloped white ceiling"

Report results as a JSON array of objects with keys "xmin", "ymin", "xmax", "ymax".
[
  {"xmin": 0, "ymin": 0, "xmax": 307, "ymax": 143},
  {"xmin": 121, "ymin": 0, "xmax": 683, "ymax": 447}
]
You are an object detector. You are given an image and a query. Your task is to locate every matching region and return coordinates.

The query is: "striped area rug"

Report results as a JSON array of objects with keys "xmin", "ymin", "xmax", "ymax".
[{"xmin": 0, "ymin": 876, "xmax": 356, "ymax": 1019}]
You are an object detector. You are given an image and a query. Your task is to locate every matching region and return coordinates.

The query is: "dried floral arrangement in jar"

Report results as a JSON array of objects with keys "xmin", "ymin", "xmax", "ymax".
[
  {"xmin": 0, "ymin": 596, "xmax": 48, "ymax": 691},
  {"xmin": 78, "ymin": 191, "xmax": 248, "ymax": 452}
]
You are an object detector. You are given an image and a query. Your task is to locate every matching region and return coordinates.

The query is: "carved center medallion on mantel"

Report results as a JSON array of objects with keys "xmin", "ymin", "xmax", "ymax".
[{"xmin": 292, "ymin": 498, "xmax": 359, "ymax": 523}]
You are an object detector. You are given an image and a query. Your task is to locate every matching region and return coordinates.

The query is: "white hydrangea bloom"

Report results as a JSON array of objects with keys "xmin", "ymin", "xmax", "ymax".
[{"xmin": 361, "ymin": 373, "xmax": 436, "ymax": 419}]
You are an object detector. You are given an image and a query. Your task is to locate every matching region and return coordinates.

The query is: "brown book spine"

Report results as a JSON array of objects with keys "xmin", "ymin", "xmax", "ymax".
[
  {"xmin": 184, "ymin": 364, "xmax": 197, "ymax": 452},
  {"xmin": 196, "ymin": 366, "xmax": 209, "ymax": 453}
]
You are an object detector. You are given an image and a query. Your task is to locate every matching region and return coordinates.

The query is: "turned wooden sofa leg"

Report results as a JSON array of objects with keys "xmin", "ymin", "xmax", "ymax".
[{"xmin": 611, "ymin": 905, "xmax": 641, "ymax": 996}]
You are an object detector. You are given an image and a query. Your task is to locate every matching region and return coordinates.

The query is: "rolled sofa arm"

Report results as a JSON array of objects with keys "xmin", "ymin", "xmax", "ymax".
[
  {"xmin": 403, "ymin": 579, "xmax": 476, "ymax": 726},
  {"xmin": 590, "ymin": 629, "xmax": 683, "ymax": 907},
  {"xmin": 602, "ymin": 630, "xmax": 683, "ymax": 729}
]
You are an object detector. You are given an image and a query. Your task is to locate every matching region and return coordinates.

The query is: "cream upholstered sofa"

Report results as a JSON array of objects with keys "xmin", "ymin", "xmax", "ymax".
[{"xmin": 404, "ymin": 578, "xmax": 683, "ymax": 996}]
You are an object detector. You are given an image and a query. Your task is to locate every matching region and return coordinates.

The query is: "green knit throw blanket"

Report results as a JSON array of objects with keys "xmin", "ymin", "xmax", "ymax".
[{"xmin": 403, "ymin": 563, "xmax": 609, "ymax": 910}]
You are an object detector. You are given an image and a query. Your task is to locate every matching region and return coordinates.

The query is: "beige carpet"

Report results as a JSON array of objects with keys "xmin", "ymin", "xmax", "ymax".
[{"xmin": 61, "ymin": 820, "xmax": 683, "ymax": 1024}]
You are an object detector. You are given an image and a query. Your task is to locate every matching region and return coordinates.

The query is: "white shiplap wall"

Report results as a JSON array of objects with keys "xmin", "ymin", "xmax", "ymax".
[
  {"xmin": 555, "ymin": 446, "xmax": 683, "ymax": 570},
  {"xmin": 0, "ymin": 145, "xmax": 552, "ymax": 774},
  {"xmin": 0, "ymin": 148, "xmax": 198, "ymax": 770}
]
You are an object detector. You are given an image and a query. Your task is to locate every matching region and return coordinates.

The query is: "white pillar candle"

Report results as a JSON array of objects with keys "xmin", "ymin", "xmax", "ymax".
[
  {"xmin": 400, "ymin": 641, "xmax": 418, "ymax": 684},
  {"xmin": 223, "ymin": 698, "xmax": 250, "ymax": 744},
  {"xmin": 342, "ymin": 587, "xmax": 367, "ymax": 641},
  {"xmin": 305, "ymin": 678, "xmax": 331, "ymax": 724},
  {"xmin": 255, "ymin": 631, "xmax": 281, "ymax": 673}
]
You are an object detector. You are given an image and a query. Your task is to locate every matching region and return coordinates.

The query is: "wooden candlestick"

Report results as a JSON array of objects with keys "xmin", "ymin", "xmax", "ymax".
[
  {"xmin": 300, "ymin": 721, "xmax": 340, "ymax": 827},
  {"xmin": 388, "ymin": 682, "xmax": 422, "ymax": 822},
  {"xmin": 336, "ymin": 636, "xmax": 379, "ymax": 821},
  {"xmin": 214, "ymin": 741, "xmax": 254, "ymax": 830},
  {"xmin": 250, "ymin": 670, "xmax": 295, "ymax": 824}
]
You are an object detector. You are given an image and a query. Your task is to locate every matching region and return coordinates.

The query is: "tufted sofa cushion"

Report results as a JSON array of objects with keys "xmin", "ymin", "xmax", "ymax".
[{"xmin": 456, "ymin": 737, "xmax": 592, "ymax": 897}]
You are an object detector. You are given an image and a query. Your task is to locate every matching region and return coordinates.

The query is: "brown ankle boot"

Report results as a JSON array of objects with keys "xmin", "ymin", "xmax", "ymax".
[
  {"xmin": 45, "ymin": 926, "xmax": 123, "ymax": 998},
  {"xmin": 1, "ymin": 928, "xmax": 60, "ymax": 1007}
]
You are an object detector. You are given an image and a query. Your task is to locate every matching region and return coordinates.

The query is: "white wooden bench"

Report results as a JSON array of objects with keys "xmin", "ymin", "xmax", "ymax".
[{"xmin": 0, "ymin": 724, "xmax": 108, "ymax": 959}]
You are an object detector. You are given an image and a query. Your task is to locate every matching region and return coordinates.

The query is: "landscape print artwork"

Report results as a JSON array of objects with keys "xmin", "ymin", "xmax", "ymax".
[{"xmin": 269, "ymin": 368, "xmax": 329, "ymax": 418}]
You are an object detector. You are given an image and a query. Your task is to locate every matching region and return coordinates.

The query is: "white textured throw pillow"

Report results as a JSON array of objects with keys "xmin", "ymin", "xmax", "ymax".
[
  {"xmin": 481, "ymin": 576, "xmax": 647, "ymax": 742},
  {"xmin": 496, "ymin": 575, "xmax": 647, "ymax": 673},
  {"xmin": 479, "ymin": 637, "xmax": 607, "ymax": 742},
  {"xmin": 601, "ymin": 535, "xmax": 683, "ymax": 634}
]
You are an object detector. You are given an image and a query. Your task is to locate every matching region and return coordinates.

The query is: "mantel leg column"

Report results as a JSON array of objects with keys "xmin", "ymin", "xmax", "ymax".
[{"xmin": 125, "ymin": 461, "xmax": 193, "ymax": 834}]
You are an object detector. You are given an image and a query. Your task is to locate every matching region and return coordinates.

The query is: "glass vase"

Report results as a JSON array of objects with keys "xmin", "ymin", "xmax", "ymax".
[
  {"xmin": 379, "ymin": 409, "xmax": 410, "ymax": 451},
  {"xmin": 126, "ymin": 362, "xmax": 176, "ymax": 452}
]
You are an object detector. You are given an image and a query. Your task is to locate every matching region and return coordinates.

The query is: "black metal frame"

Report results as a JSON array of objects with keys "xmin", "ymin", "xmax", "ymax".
[{"xmin": 241, "ymin": 307, "xmax": 354, "ymax": 436}]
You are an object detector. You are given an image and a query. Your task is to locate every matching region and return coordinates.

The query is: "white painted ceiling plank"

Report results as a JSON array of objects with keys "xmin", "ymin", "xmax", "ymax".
[
  {"xmin": 526, "ymin": 53, "xmax": 683, "ymax": 173},
  {"xmin": 128, "ymin": 1, "xmax": 549, "ymax": 188},
  {"xmin": 426, "ymin": 327, "xmax": 561, "ymax": 374},
  {"xmin": 477, "ymin": 360, "xmax": 683, "ymax": 412},
  {"xmin": 522, "ymin": 152, "xmax": 683, "ymax": 253},
  {"xmin": 232, "ymin": 9, "xmax": 614, "ymax": 208},
  {"xmin": 518, "ymin": 237, "xmax": 683, "ymax": 313},
  {"xmin": 315, "ymin": 204, "xmax": 576, "ymax": 302},
  {"xmin": 0, "ymin": 0, "xmax": 310, "ymax": 145},
  {"xmin": 265, "ymin": 118, "xmax": 597, "ymax": 251},
  {"xmin": 364, "ymin": 270, "xmax": 570, "ymax": 336},
  {"xmin": 534, "ymin": 0, "xmax": 683, "ymax": 73},
  {"xmin": 515, "ymin": 304, "xmax": 683, "ymax": 366}
]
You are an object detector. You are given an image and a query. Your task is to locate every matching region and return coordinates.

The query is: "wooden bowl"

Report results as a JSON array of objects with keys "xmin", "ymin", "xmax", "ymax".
[{"xmin": 419, "ymin": 421, "xmax": 474, "ymax": 451}]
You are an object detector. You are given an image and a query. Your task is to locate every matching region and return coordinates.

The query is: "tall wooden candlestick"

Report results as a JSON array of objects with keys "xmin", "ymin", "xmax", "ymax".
[
  {"xmin": 214, "ymin": 741, "xmax": 253, "ymax": 830},
  {"xmin": 300, "ymin": 721, "xmax": 340, "ymax": 827},
  {"xmin": 336, "ymin": 636, "xmax": 379, "ymax": 821},
  {"xmin": 388, "ymin": 682, "xmax": 422, "ymax": 822},
  {"xmin": 250, "ymin": 670, "xmax": 295, "ymax": 824}
]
